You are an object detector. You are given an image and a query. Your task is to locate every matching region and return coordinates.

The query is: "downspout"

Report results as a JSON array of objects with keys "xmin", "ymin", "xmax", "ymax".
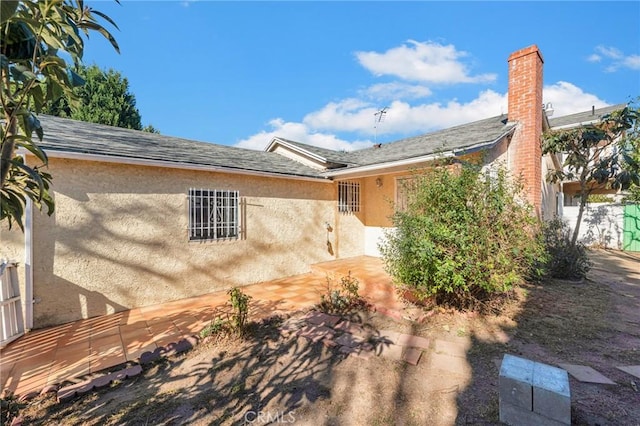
[{"xmin": 23, "ymin": 164, "xmax": 34, "ymax": 331}]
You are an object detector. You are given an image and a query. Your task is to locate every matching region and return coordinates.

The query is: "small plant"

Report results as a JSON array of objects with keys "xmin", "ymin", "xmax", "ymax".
[
  {"xmin": 1, "ymin": 391, "xmax": 25, "ymax": 425},
  {"xmin": 200, "ymin": 317, "xmax": 226, "ymax": 339},
  {"xmin": 542, "ymin": 217, "xmax": 592, "ymax": 280},
  {"xmin": 319, "ymin": 272, "xmax": 365, "ymax": 314},
  {"xmin": 227, "ymin": 287, "xmax": 252, "ymax": 334}
]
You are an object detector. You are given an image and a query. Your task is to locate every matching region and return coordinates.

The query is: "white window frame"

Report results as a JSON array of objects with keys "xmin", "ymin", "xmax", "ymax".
[
  {"xmin": 188, "ymin": 188, "xmax": 239, "ymax": 241},
  {"xmin": 338, "ymin": 181, "xmax": 360, "ymax": 213}
]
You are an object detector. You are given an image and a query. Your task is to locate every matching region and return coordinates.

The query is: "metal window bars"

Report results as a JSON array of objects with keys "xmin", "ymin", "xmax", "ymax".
[
  {"xmin": 338, "ymin": 181, "xmax": 360, "ymax": 213},
  {"xmin": 188, "ymin": 188, "xmax": 239, "ymax": 241}
]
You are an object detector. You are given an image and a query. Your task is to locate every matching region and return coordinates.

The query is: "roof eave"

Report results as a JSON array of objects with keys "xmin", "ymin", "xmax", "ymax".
[
  {"xmin": 266, "ymin": 137, "xmax": 329, "ymax": 163},
  {"xmin": 22, "ymin": 149, "xmax": 331, "ymax": 183},
  {"xmin": 325, "ymin": 128, "xmax": 515, "ymax": 178}
]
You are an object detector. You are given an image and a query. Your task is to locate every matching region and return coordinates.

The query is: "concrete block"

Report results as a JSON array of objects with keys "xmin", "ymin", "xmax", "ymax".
[
  {"xmin": 500, "ymin": 401, "xmax": 566, "ymax": 426},
  {"xmin": 533, "ymin": 363, "xmax": 570, "ymax": 424},
  {"xmin": 499, "ymin": 354, "xmax": 534, "ymax": 410}
]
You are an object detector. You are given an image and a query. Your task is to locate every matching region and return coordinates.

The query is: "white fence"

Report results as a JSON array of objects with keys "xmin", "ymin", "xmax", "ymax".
[
  {"xmin": 0, "ymin": 261, "xmax": 24, "ymax": 347},
  {"xmin": 563, "ymin": 203, "xmax": 625, "ymax": 249}
]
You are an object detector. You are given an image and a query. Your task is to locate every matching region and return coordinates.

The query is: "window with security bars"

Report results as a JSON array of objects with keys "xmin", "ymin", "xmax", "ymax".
[
  {"xmin": 338, "ymin": 181, "xmax": 360, "ymax": 213},
  {"xmin": 188, "ymin": 188, "xmax": 239, "ymax": 241}
]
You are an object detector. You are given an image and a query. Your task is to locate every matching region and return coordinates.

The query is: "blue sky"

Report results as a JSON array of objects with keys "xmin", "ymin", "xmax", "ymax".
[{"xmin": 82, "ymin": 1, "xmax": 640, "ymax": 151}]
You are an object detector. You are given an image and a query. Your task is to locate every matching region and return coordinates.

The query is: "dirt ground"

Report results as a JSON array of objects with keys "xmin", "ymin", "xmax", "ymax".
[{"xmin": 17, "ymin": 249, "xmax": 640, "ymax": 425}]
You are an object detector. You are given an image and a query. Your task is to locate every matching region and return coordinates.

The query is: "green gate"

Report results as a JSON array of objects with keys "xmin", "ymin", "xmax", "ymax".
[{"xmin": 623, "ymin": 204, "xmax": 640, "ymax": 252}]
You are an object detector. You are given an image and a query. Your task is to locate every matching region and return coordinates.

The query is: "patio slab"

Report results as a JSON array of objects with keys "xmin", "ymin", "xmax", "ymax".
[
  {"xmin": 616, "ymin": 365, "xmax": 640, "ymax": 379},
  {"xmin": 0, "ymin": 256, "xmax": 399, "ymax": 398},
  {"xmin": 557, "ymin": 364, "xmax": 616, "ymax": 385}
]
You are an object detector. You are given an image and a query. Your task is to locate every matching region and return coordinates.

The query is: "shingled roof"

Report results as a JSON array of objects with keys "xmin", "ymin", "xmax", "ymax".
[
  {"xmin": 266, "ymin": 115, "xmax": 516, "ymax": 174},
  {"xmin": 36, "ymin": 115, "xmax": 326, "ymax": 179},
  {"xmin": 549, "ymin": 104, "xmax": 625, "ymax": 129},
  {"xmin": 346, "ymin": 115, "xmax": 514, "ymax": 167}
]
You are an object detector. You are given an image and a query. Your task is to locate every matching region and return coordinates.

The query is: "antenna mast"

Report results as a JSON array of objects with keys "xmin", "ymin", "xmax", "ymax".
[{"xmin": 374, "ymin": 107, "xmax": 388, "ymax": 144}]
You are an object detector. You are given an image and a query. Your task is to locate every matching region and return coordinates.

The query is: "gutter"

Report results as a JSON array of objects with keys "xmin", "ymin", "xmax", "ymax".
[
  {"xmin": 19, "ymin": 149, "xmax": 332, "ymax": 183},
  {"xmin": 550, "ymin": 119, "xmax": 601, "ymax": 131}
]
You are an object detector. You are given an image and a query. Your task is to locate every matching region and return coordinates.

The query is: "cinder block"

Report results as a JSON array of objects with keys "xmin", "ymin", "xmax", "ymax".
[
  {"xmin": 533, "ymin": 363, "xmax": 571, "ymax": 424},
  {"xmin": 499, "ymin": 354, "xmax": 535, "ymax": 410},
  {"xmin": 500, "ymin": 401, "xmax": 566, "ymax": 426}
]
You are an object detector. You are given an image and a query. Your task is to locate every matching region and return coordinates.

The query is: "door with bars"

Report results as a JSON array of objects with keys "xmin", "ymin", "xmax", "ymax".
[{"xmin": 0, "ymin": 262, "xmax": 24, "ymax": 347}]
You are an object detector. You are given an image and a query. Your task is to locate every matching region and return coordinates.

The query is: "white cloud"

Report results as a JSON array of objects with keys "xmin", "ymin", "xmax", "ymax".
[
  {"xmin": 595, "ymin": 45, "xmax": 623, "ymax": 59},
  {"xmin": 236, "ymin": 81, "xmax": 609, "ymax": 152},
  {"xmin": 542, "ymin": 81, "xmax": 610, "ymax": 117},
  {"xmin": 622, "ymin": 54, "xmax": 640, "ymax": 70},
  {"xmin": 355, "ymin": 40, "xmax": 496, "ymax": 84},
  {"xmin": 587, "ymin": 54, "xmax": 601, "ymax": 63},
  {"xmin": 589, "ymin": 45, "xmax": 640, "ymax": 71},
  {"xmin": 360, "ymin": 82, "xmax": 432, "ymax": 101},
  {"xmin": 235, "ymin": 118, "xmax": 373, "ymax": 151}
]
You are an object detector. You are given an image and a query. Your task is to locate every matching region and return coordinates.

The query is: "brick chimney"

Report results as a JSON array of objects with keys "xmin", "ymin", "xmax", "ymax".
[{"xmin": 508, "ymin": 45, "xmax": 543, "ymax": 216}]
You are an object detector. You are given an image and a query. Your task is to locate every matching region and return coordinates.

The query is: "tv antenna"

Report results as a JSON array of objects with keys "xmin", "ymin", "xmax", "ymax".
[{"xmin": 374, "ymin": 107, "xmax": 388, "ymax": 144}]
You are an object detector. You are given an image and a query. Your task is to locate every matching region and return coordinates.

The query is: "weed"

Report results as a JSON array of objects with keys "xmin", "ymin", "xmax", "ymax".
[
  {"xmin": 228, "ymin": 287, "xmax": 252, "ymax": 334},
  {"xmin": 318, "ymin": 272, "xmax": 366, "ymax": 314},
  {"xmin": 200, "ymin": 317, "xmax": 226, "ymax": 339}
]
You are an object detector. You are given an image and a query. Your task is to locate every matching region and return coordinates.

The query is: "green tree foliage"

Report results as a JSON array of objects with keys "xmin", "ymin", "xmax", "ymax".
[
  {"xmin": 1, "ymin": 0, "xmax": 119, "ymax": 230},
  {"xmin": 379, "ymin": 163, "xmax": 546, "ymax": 311},
  {"xmin": 43, "ymin": 64, "xmax": 156, "ymax": 131},
  {"xmin": 542, "ymin": 104, "xmax": 640, "ymax": 246}
]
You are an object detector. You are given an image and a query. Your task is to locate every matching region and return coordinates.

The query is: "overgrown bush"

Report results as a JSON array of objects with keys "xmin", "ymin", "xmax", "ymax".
[
  {"xmin": 228, "ymin": 287, "xmax": 252, "ymax": 334},
  {"xmin": 379, "ymin": 164, "xmax": 547, "ymax": 311},
  {"xmin": 542, "ymin": 217, "xmax": 591, "ymax": 280},
  {"xmin": 319, "ymin": 272, "xmax": 366, "ymax": 314}
]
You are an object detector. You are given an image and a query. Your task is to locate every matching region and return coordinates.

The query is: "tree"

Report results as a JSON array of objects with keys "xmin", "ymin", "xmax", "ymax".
[
  {"xmin": 43, "ymin": 64, "xmax": 157, "ymax": 131},
  {"xmin": 542, "ymin": 105, "xmax": 640, "ymax": 246},
  {"xmin": 1, "ymin": 0, "xmax": 119, "ymax": 230}
]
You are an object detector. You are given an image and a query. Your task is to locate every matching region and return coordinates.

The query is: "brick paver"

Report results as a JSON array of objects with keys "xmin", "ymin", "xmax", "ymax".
[{"xmin": 0, "ymin": 256, "xmax": 404, "ymax": 398}]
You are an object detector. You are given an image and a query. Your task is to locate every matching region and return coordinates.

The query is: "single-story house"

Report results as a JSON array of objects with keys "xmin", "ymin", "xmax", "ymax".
[{"xmin": 0, "ymin": 44, "xmax": 624, "ymax": 333}]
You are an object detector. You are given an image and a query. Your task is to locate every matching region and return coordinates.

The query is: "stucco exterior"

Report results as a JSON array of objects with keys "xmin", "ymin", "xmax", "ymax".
[{"xmin": 25, "ymin": 157, "xmax": 338, "ymax": 328}]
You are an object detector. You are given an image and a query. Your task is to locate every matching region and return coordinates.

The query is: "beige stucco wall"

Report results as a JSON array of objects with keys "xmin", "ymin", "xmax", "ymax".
[{"xmin": 31, "ymin": 157, "xmax": 337, "ymax": 328}]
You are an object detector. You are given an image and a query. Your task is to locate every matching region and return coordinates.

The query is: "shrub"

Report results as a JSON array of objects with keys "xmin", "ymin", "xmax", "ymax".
[
  {"xmin": 227, "ymin": 287, "xmax": 252, "ymax": 334},
  {"xmin": 319, "ymin": 272, "xmax": 366, "ymax": 314},
  {"xmin": 542, "ymin": 217, "xmax": 591, "ymax": 280},
  {"xmin": 379, "ymin": 163, "xmax": 546, "ymax": 311}
]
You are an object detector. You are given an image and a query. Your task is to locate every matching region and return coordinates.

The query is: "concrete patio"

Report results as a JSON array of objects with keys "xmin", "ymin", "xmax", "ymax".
[{"xmin": 0, "ymin": 256, "xmax": 403, "ymax": 398}]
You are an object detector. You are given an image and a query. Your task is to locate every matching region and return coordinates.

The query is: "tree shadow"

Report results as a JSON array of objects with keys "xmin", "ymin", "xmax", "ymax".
[{"xmin": 454, "ymin": 249, "xmax": 640, "ymax": 425}]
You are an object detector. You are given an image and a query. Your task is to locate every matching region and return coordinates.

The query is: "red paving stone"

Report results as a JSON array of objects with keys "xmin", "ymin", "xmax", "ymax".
[{"xmin": 0, "ymin": 256, "xmax": 401, "ymax": 398}]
